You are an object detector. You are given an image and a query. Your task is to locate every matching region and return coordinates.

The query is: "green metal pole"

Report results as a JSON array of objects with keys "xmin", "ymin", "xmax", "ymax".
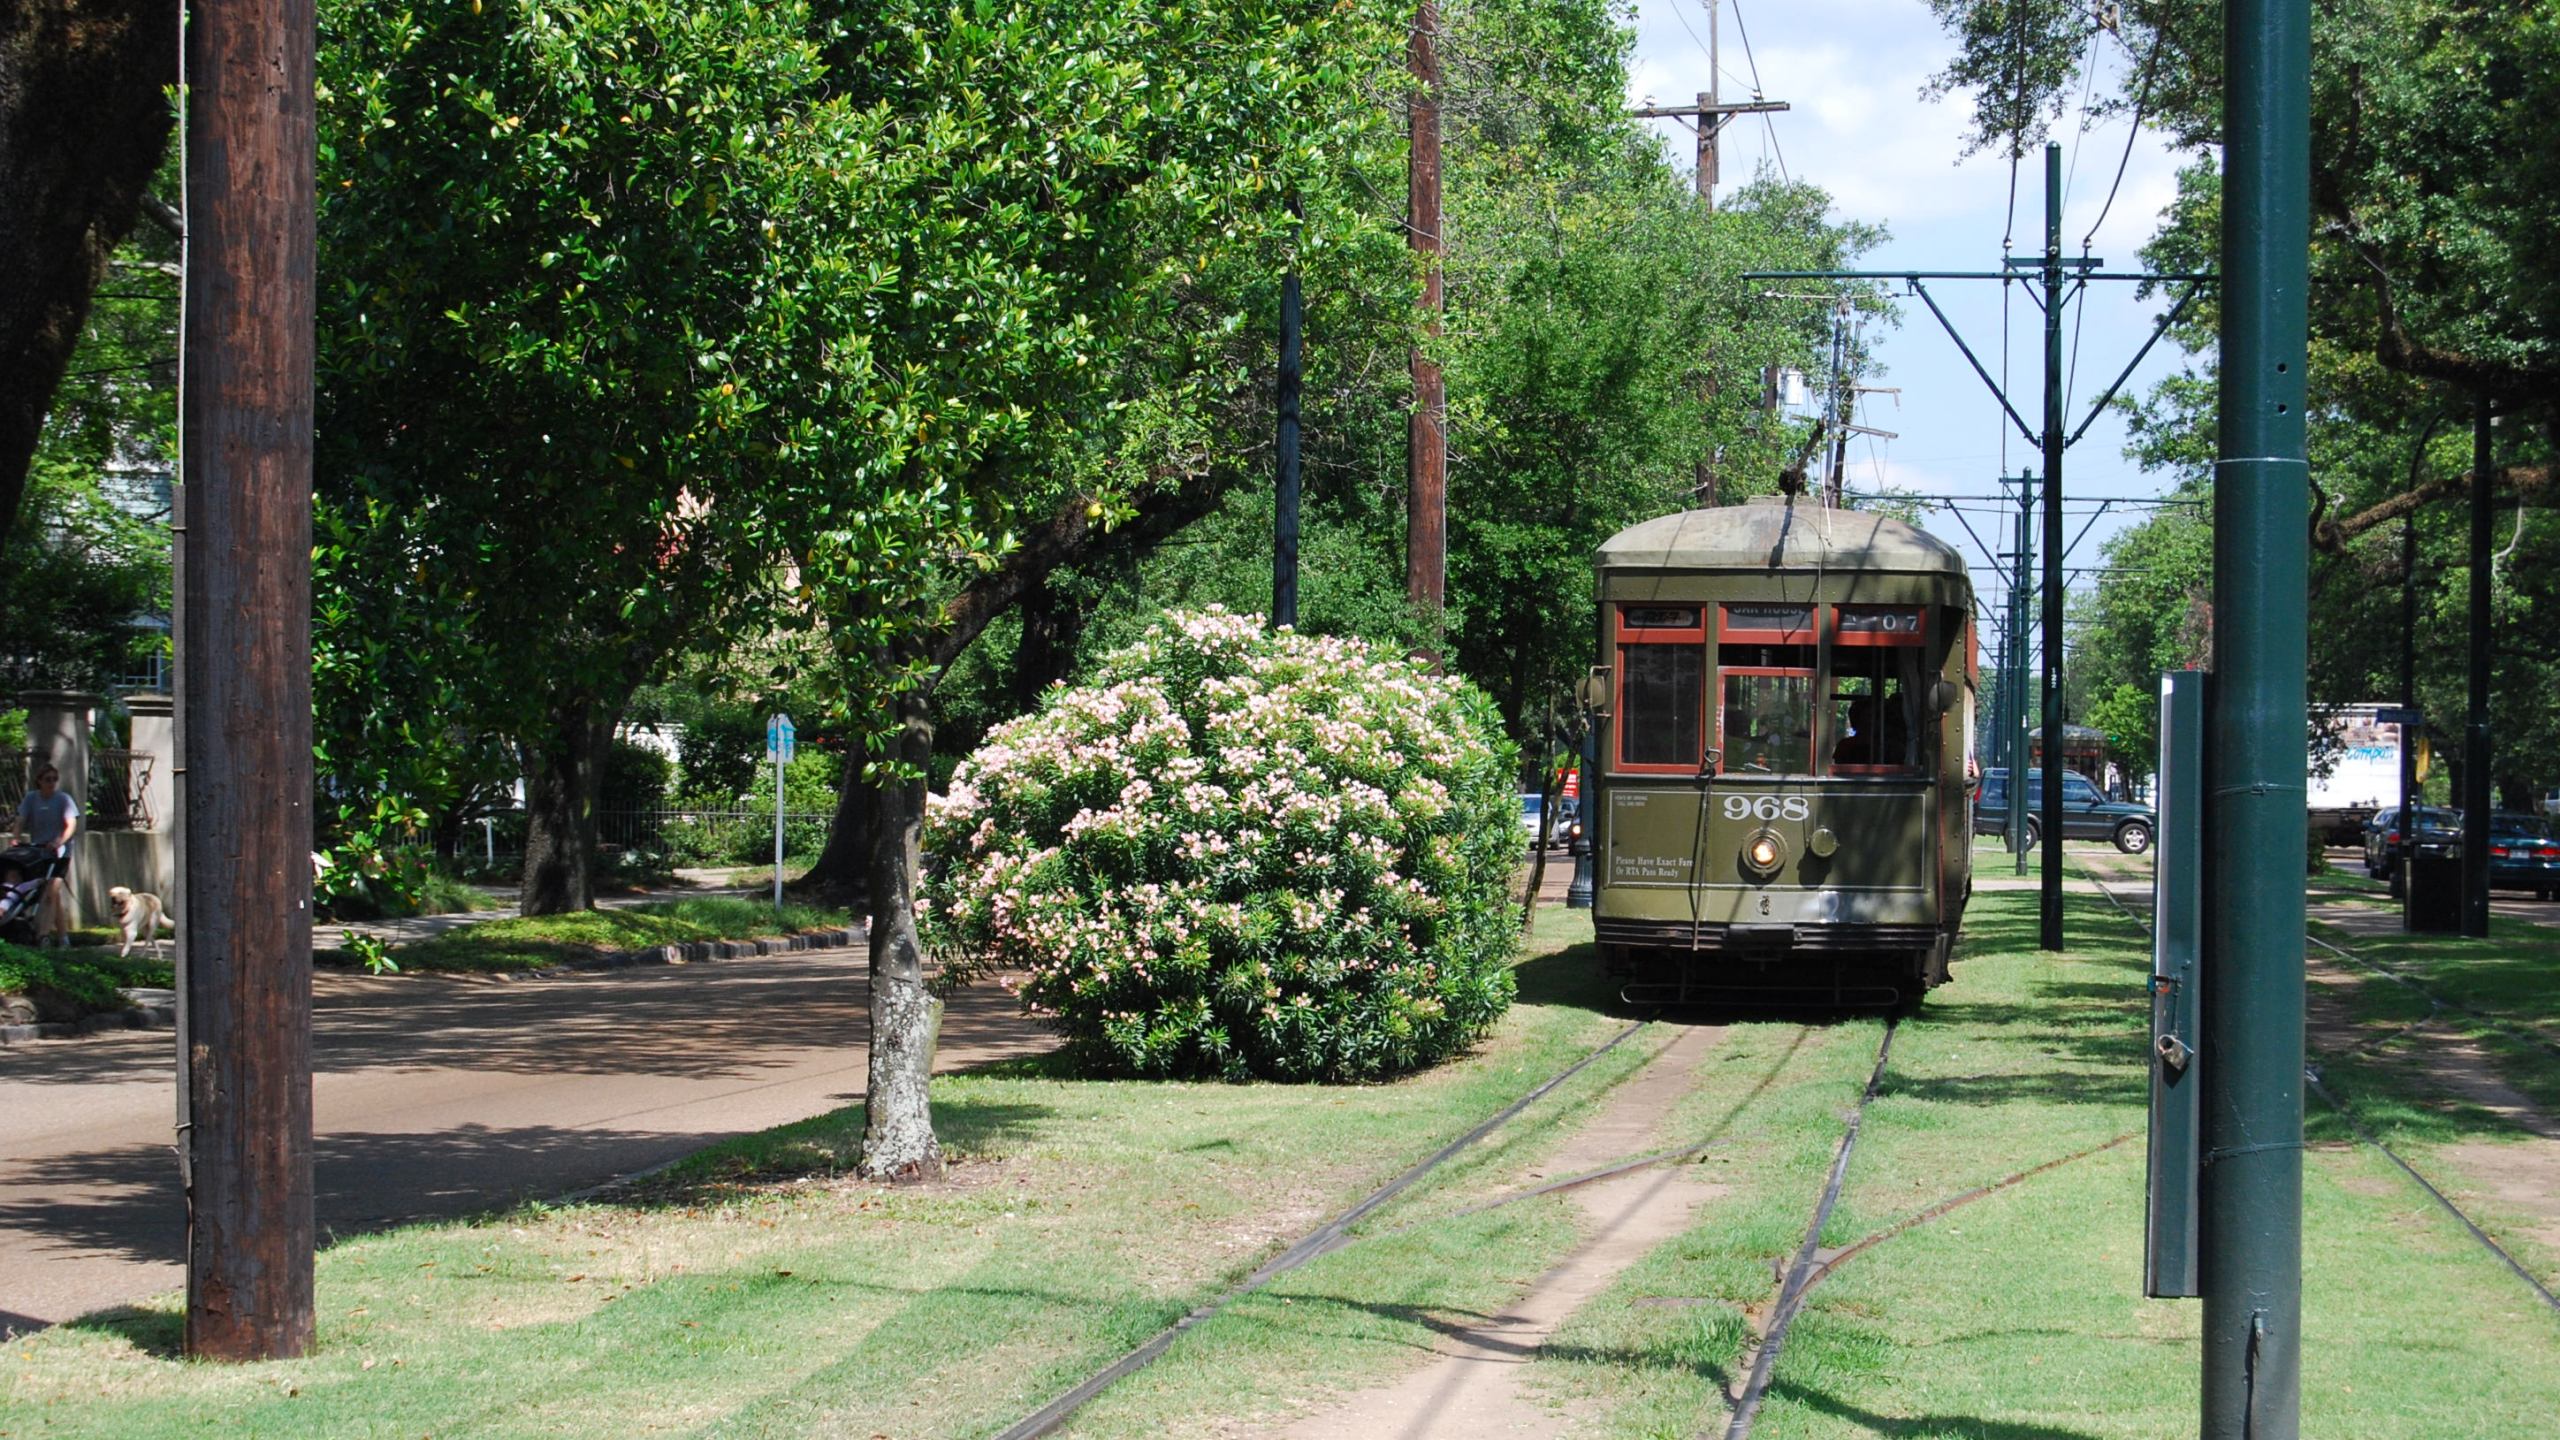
[
  {"xmin": 2039, "ymin": 142, "xmax": 2065, "ymax": 949},
  {"xmin": 2010, "ymin": 470, "xmax": 2033, "ymax": 873},
  {"xmin": 2201, "ymin": 0, "xmax": 2309, "ymax": 1426}
]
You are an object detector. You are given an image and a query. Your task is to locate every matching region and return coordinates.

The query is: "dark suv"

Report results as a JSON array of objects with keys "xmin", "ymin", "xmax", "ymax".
[
  {"xmin": 2361, "ymin": 805, "xmax": 2459, "ymax": 884},
  {"xmin": 1971, "ymin": 768, "xmax": 2156, "ymax": 854}
]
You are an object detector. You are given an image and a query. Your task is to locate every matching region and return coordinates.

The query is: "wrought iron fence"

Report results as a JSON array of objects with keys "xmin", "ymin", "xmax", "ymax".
[
  {"xmin": 596, "ymin": 806, "xmax": 832, "ymax": 866},
  {"xmin": 86, "ymin": 750, "xmax": 154, "ymax": 831},
  {"xmin": 1, "ymin": 749, "xmax": 155, "ymax": 832}
]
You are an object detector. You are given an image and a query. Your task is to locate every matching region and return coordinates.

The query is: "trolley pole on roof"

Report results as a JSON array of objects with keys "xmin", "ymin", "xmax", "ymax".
[
  {"xmin": 2197, "ymin": 0, "xmax": 2309, "ymax": 1424},
  {"xmin": 177, "ymin": 0, "xmax": 318, "ymax": 1361},
  {"xmin": 2037, "ymin": 142, "xmax": 2067, "ymax": 950}
]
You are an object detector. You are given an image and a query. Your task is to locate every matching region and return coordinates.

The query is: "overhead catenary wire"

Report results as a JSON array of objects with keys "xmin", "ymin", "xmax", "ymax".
[{"xmin": 2083, "ymin": 35, "xmax": 2164, "ymax": 252}]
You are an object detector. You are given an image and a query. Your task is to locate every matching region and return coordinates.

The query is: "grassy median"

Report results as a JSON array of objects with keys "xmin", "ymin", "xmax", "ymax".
[{"xmin": 0, "ymin": 912, "xmax": 1651, "ymax": 1438}]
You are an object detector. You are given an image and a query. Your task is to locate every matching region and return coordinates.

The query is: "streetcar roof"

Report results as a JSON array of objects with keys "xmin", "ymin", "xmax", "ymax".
[{"xmin": 1595, "ymin": 495, "xmax": 1968, "ymax": 578}]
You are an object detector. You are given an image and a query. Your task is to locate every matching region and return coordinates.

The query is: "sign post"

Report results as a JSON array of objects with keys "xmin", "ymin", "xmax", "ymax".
[{"xmin": 766, "ymin": 713, "xmax": 796, "ymax": 911}]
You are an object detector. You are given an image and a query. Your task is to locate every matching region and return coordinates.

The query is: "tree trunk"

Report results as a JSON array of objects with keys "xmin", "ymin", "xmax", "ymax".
[
  {"xmin": 859, "ymin": 677, "xmax": 942, "ymax": 1181},
  {"xmin": 0, "ymin": 2, "xmax": 178, "ymax": 542},
  {"xmin": 517, "ymin": 701, "xmax": 615, "ymax": 916},
  {"xmin": 1010, "ymin": 574, "xmax": 1080, "ymax": 714},
  {"xmin": 806, "ymin": 758, "xmax": 878, "ymax": 907}
]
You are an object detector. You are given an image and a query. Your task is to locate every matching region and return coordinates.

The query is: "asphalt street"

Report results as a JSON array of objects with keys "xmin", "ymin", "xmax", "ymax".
[{"xmin": 0, "ymin": 940, "xmax": 1050, "ymax": 1335}]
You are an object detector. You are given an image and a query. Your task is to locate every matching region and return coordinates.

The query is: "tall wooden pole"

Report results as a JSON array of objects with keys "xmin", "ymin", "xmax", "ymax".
[
  {"xmin": 178, "ymin": 0, "xmax": 318, "ymax": 1361},
  {"xmin": 1406, "ymin": 0, "xmax": 1445, "ymax": 614},
  {"xmin": 1274, "ymin": 256, "xmax": 1302, "ymax": 629}
]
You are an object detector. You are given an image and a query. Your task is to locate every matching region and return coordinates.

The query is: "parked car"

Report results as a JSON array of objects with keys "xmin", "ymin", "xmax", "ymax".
[
  {"xmin": 1970, "ymin": 768, "xmax": 2156, "ymax": 854},
  {"xmin": 2484, "ymin": 813, "xmax": 2560, "ymax": 901},
  {"xmin": 1518, "ymin": 794, "xmax": 1579, "ymax": 850},
  {"xmin": 2361, "ymin": 805, "xmax": 2460, "ymax": 884}
]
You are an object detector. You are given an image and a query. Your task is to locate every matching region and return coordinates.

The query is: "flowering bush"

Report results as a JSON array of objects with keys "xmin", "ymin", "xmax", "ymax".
[{"xmin": 923, "ymin": 608, "xmax": 1520, "ymax": 1081}]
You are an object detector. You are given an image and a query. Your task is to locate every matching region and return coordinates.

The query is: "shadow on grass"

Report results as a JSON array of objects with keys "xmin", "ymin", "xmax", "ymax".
[
  {"xmin": 55, "ymin": 1304, "xmax": 181, "ymax": 1359},
  {"xmin": 1510, "ymin": 941, "xmax": 1625, "ymax": 1016},
  {"xmin": 1767, "ymin": 1381, "xmax": 2112, "ymax": 1439}
]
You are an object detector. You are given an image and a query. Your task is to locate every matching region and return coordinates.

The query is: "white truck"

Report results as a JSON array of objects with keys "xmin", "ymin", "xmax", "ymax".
[{"xmin": 2307, "ymin": 702, "xmax": 2411, "ymax": 846}]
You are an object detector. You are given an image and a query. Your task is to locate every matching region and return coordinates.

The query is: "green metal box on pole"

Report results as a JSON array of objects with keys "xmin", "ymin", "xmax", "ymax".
[{"xmin": 2147, "ymin": 670, "xmax": 2205, "ymax": 1299}]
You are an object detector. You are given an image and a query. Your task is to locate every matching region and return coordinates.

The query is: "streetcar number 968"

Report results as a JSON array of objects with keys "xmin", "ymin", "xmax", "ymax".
[{"xmin": 1722, "ymin": 795, "xmax": 1811, "ymax": 822}]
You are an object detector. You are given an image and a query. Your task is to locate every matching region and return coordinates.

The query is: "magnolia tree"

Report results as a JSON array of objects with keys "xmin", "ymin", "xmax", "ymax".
[{"xmin": 922, "ymin": 610, "xmax": 1520, "ymax": 1081}]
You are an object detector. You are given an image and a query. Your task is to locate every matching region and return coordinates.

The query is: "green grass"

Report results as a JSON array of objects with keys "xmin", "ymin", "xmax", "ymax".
[
  {"xmin": 372, "ymin": 897, "xmax": 852, "ymax": 973},
  {"xmin": 0, "ymin": 940, "xmax": 172, "ymax": 1017},
  {"xmin": 15, "ymin": 892, "xmax": 2557, "ymax": 1438},
  {"xmin": 1511, "ymin": 885, "xmax": 2560, "ymax": 1438},
  {"xmin": 0, "ymin": 916, "xmax": 1647, "ymax": 1438}
]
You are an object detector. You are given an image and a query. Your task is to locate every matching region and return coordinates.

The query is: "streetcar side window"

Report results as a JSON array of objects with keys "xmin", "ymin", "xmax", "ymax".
[
  {"xmin": 1615, "ymin": 604, "xmax": 1707, "ymax": 772},
  {"xmin": 1827, "ymin": 648, "xmax": 1923, "ymax": 772},
  {"xmin": 1619, "ymin": 645, "xmax": 1704, "ymax": 768}
]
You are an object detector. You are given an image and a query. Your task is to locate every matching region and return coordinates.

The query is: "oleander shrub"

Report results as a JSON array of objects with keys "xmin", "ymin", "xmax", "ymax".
[{"xmin": 922, "ymin": 608, "xmax": 1520, "ymax": 1081}]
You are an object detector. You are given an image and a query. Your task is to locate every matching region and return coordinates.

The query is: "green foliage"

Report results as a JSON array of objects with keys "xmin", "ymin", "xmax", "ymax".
[
  {"xmin": 0, "ymin": 942, "xmax": 168, "ymax": 1018},
  {"xmin": 2, "ymin": 147, "xmax": 174, "ymax": 693},
  {"xmin": 923, "ymin": 610, "xmax": 1519, "ymax": 1082},
  {"xmin": 743, "ymin": 747, "xmax": 839, "ymax": 854},
  {"xmin": 1932, "ymin": 0, "xmax": 2560, "ymax": 806},
  {"xmin": 0, "ymin": 459, "xmax": 170, "ymax": 693},
  {"xmin": 600, "ymin": 739, "xmax": 673, "ymax": 816},
  {"xmin": 313, "ymin": 0, "xmax": 885, "ymax": 892}
]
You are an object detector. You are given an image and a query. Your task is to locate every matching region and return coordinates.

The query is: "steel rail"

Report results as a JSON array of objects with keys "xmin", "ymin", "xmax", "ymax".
[
  {"xmin": 2303, "ymin": 1067, "xmax": 2560, "ymax": 1317},
  {"xmin": 988, "ymin": 1014, "xmax": 1659, "ymax": 1440},
  {"xmin": 2302, "ymin": 928, "xmax": 2560, "ymax": 1064},
  {"xmin": 1718, "ymin": 1019, "xmax": 1899, "ymax": 1440},
  {"xmin": 2083, "ymin": 866, "xmax": 2560, "ymax": 1317}
]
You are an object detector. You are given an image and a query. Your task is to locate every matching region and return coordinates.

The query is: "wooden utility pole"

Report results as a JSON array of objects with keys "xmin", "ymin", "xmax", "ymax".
[
  {"xmin": 178, "ymin": 0, "xmax": 318, "ymax": 1361},
  {"xmin": 1626, "ymin": 94, "xmax": 1791, "ymax": 212},
  {"xmin": 1406, "ymin": 0, "xmax": 1446, "ymax": 614},
  {"xmin": 1630, "ymin": 12, "xmax": 1786, "ymax": 508}
]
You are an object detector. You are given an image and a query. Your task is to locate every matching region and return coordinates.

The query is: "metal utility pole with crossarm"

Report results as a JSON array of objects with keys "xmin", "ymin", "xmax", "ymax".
[{"xmin": 1747, "ymin": 146, "xmax": 2209, "ymax": 949}]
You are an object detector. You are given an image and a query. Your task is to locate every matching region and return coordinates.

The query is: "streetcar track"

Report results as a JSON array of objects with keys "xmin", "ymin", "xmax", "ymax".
[
  {"xmin": 2082, "ymin": 865, "xmax": 2560, "ymax": 1314},
  {"xmin": 988, "ymin": 1013, "xmax": 1659, "ymax": 1440},
  {"xmin": 1717, "ymin": 1019, "xmax": 1898, "ymax": 1440}
]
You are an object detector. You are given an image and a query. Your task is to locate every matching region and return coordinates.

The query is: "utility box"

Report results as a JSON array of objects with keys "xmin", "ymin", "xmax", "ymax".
[
  {"xmin": 2408, "ymin": 853, "xmax": 2462, "ymax": 933},
  {"xmin": 2146, "ymin": 670, "xmax": 2204, "ymax": 1299}
]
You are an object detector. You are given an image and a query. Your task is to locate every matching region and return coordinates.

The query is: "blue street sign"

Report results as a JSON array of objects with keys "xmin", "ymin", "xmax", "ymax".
[{"xmin": 767, "ymin": 713, "xmax": 796, "ymax": 764}]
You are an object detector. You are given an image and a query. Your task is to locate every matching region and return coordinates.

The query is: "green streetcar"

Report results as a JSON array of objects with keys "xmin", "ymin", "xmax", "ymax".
[{"xmin": 1585, "ymin": 495, "xmax": 1978, "ymax": 1006}]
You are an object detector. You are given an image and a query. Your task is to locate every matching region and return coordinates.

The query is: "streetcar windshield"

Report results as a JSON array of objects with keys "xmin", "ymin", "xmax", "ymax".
[{"xmin": 1722, "ymin": 672, "xmax": 1814, "ymax": 774}]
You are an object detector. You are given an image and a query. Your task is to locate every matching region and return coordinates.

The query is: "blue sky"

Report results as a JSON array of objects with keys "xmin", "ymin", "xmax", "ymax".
[{"xmin": 1623, "ymin": 0, "xmax": 2202, "ymax": 596}]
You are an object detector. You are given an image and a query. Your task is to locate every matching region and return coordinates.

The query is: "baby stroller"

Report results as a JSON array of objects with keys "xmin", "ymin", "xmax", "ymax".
[{"xmin": 0, "ymin": 843, "xmax": 65, "ymax": 947}]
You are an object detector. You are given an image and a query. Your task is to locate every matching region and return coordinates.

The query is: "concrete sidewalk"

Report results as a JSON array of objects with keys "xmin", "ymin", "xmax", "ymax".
[{"xmin": 0, "ymin": 930, "xmax": 1053, "ymax": 1336}]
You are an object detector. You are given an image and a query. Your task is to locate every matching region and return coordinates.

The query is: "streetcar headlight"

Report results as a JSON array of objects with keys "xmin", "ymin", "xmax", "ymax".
[{"xmin": 1742, "ymin": 829, "xmax": 1785, "ymax": 876}]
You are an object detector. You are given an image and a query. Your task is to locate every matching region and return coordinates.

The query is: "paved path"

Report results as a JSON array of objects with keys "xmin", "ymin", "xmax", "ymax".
[{"xmin": 0, "ymin": 940, "xmax": 1052, "ymax": 1336}]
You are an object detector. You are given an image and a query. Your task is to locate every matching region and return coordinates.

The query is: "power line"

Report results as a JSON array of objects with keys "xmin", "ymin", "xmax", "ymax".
[
  {"xmin": 1725, "ymin": 0, "xmax": 1786, "ymax": 181},
  {"xmin": 1667, "ymin": 0, "xmax": 1714, "ymax": 68}
]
